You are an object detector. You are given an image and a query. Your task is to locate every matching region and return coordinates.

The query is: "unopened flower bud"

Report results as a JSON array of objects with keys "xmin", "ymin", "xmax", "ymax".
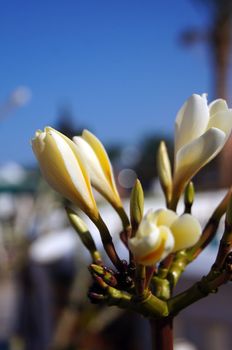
[
  {"xmin": 130, "ymin": 179, "xmax": 144, "ymax": 230},
  {"xmin": 184, "ymin": 181, "xmax": 195, "ymax": 213},
  {"xmin": 157, "ymin": 141, "xmax": 172, "ymax": 205}
]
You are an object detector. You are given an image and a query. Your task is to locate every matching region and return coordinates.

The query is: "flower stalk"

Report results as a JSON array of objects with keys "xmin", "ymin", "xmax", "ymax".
[{"xmin": 31, "ymin": 93, "xmax": 232, "ymax": 350}]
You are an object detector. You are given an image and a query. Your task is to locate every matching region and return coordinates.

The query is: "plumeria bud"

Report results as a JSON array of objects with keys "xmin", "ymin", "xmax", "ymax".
[
  {"xmin": 73, "ymin": 130, "xmax": 122, "ymax": 209},
  {"xmin": 184, "ymin": 182, "xmax": 195, "ymax": 213},
  {"xmin": 173, "ymin": 94, "xmax": 232, "ymax": 203},
  {"xmin": 90, "ymin": 264, "xmax": 118, "ymax": 287},
  {"xmin": 32, "ymin": 127, "xmax": 99, "ymax": 221},
  {"xmin": 128, "ymin": 209, "xmax": 201, "ymax": 266},
  {"xmin": 90, "ymin": 264, "xmax": 105, "ymax": 275},
  {"xmin": 130, "ymin": 179, "xmax": 144, "ymax": 230},
  {"xmin": 157, "ymin": 141, "xmax": 173, "ymax": 205}
]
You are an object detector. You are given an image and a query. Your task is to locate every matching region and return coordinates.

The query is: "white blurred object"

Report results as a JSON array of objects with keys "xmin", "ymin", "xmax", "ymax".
[
  {"xmin": 0, "ymin": 194, "xmax": 15, "ymax": 219},
  {"xmin": 29, "ymin": 228, "xmax": 79, "ymax": 263},
  {"xmin": 35, "ymin": 207, "xmax": 67, "ymax": 233},
  {"xmin": 0, "ymin": 162, "xmax": 26, "ymax": 185},
  {"xmin": 175, "ymin": 338, "xmax": 198, "ymax": 350},
  {"xmin": 0, "ymin": 279, "xmax": 18, "ymax": 339},
  {"xmin": 0, "ymin": 86, "xmax": 31, "ymax": 120},
  {"xmin": 9, "ymin": 86, "xmax": 31, "ymax": 107},
  {"xmin": 118, "ymin": 168, "xmax": 137, "ymax": 188},
  {"xmin": 120, "ymin": 145, "xmax": 141, "ymax": 166}
]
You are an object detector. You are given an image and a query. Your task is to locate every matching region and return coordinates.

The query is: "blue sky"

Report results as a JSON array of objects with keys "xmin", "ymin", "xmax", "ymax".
[{"xmin": 0, "ymin": 0, "xmax": 211, "ymax": 165}]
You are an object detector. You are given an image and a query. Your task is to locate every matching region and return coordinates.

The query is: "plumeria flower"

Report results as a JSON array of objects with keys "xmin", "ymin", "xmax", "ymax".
[
  {"xmin": 73, "ymin": 130, "xmax": 128, "ymax": 226},
  {"xmin": 128, "ymin": 209, "xmax": 201, "ymax": 266},
  {"xmin": 173, "ymin": 94, "xmax": 232, "ymax": 199},
  {"xmin": 32, "ymin": 127, "xmax": 99, "ymax": 222}
]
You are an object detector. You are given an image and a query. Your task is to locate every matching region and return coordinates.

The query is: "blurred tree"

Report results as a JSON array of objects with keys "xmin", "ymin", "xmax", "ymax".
[
  {"xmin": 180, "ymin": 0, "xmax": 232, "ymax": 187},
  {"xmin": 56, "ymin": 106, "xmax": 83, "ymax": 139},
  {"xmin": 180, "ymin": 0, "xmax": 232, "ymax": 100}
]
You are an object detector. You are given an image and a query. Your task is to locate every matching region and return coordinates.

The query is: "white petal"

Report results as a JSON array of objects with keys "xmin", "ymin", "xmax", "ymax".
[
  {"xmin": 207, "ymin": 110, "xmax": 232, "ymax": 138},
  {"xmin": 136, "ymin": 210, "xmax": 158, "ymax": 238},
  {"xmin": 137, "ymin": 219, "xmax": 156, "ymax": 238},
  {"xmin": 49, "ymin": 130, "xmax": 94, "ymax": 207},
  {"xmin": 170, "ymin": 214, "xmax": 201, "ymax": 251},
  {"xmin": 159, "ymin": 226, "xmax": 175, "ymax": 261},
  {"xmin": 175, "ymin": 94, "xmax": 209, "ymax": 153},
  {"xmin": 129, "ymin": 227, "xmax": 174, "ymax": 266},
  {"xmin": 82, "ymin": 130, "xmax": 119, "ymax": 194},
  {"xmin": 128, "ymin": 228, "xmax": 160, "ymax": 258},
  {"xmin": 74, "ymin": 131, "xmax": 122, "ymax": 208},
  {"xmin": 73, "ymin": 136, "xmax": 112, "ymax": 194},
  {"xmin": 156, "ymin": 209, "xmax": 178, "ymax": 228},
  {"xmin": 209, "ymin": 99, "xmax": 228, "ymax": 115},
  {"xmin": 174, "ymin": 127, "xmax": 226, "ymax": 186}
]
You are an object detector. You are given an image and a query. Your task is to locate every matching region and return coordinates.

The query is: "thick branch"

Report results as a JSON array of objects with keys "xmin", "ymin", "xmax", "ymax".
[
  {"xmin": 168, "ymin": 266, "xmax": 231, "ymax": 316},
  {"xmin": 167, "ymin": 189, "xmax": 232, "ymax": 287}
]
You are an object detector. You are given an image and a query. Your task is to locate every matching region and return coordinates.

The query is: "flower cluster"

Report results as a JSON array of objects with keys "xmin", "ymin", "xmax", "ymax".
[{"xmin": 32, "ymin": 94, "xmax": 232, "ymax": 269}]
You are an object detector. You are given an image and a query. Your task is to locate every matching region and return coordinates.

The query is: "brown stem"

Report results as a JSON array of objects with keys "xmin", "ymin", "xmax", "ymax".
[
  {"xmin": 158, "ymin": 253, "xmax": 175, "ymax": 277},
  {"xmin": 150, "ymin": 317, "xmax": 174, "ymax": 350},
  {"xmin": 93, "ymin": 215, "xmax": 123, "ymax": 271},
  {"xmin": 186, "ymin": 188, "xmax": 232, "ymax": 261}
]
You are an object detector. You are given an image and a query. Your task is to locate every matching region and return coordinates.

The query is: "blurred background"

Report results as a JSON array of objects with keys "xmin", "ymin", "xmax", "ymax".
[{"xmin": 0, "ymin": 0, "xmax": 232, "ymax": 349}]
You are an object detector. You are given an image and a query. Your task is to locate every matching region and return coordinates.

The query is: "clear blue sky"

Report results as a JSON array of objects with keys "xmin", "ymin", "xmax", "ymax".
[{"xmin": 0, "ymin": 0, "xmax": 211, "ymax": 166}]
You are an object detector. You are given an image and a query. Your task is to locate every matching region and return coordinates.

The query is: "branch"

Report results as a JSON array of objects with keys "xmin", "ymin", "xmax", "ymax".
[
  {"xmin": 168, "ymin": 252, "xmax": 232, "ymax": 316},
  {"xmin": 89, "ymin": 265, "xmax": 169, "ymax": 318},
  {"xmin": 167, "ymin": 188, "xmax": 232, "ymax": 288},
  {"xmin": 168, "ymin": 200, "xmax": 232, "ymax": 314}
]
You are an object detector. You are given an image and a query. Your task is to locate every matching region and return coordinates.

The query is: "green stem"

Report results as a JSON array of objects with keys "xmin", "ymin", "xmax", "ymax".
[
  {"xmin": 115, "ymin": 205, "xmax": 130, "ymax": 230},
  {"xmin": 135, "ymin": 264, "xmax": 146, "ymax": 296},
  {"xmin": 168, "ymin": 269, "xmax": 231, "ymax": 316},
  {"xmin": 167, "ymin": 190, "xmax": 231, "ymax": 287},
  {"xmin": 106, "ymin": 288, "xmax": 169, "ymax": 318}
]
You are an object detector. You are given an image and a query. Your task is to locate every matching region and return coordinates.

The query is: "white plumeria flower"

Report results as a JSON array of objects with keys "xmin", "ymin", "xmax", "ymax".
[
  {"xmin": 174, "ymin": 94, "xmax": 232, "ymax": 197},
  {"xmin": 73, "ymin": 130, "xmax": 122, "ymax": 210},
  {"xmin": 32, "ymin": 127, "xmax": 99, "ymax": 221},
  {"xmin": 128, "ymin": 209, "xmax": 201, "ymax": 266}
]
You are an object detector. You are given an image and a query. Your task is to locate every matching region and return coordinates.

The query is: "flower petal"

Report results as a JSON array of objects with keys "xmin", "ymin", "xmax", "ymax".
[
  {"xmin": 81, "ymin": 130, "xmax": 119, "ymax": 196},
  {"xmin": 129, "ymin": 226, "xmax": 174, "ymax": 266},
  {"xmin": 128, "ymin": 227, "xmax": 161, "ymax": 259},
  {"xmin": 175, "ymin": 94, "xmax": 209, "ymax": 153},
  {"xmin": 209, "ymin": 99, "xmax": 228, "ymax": 116},
  {"xmin": 156, "ymin": 209, "xmax": 178, "ymax": 228},
  {"xmin": 207, "ymin": 110, "xmax": 232, "ymax": 138},
  {"xmin": 174, "ymin": 127, "xmax": 226, "ymax": 187},
  {"xmin": 170, "ymin": 214, "xmax": 201, "ymax": 251},
  {"xmin": 73, "ymin": 136, "xmax": 114, "ymax": 197}
]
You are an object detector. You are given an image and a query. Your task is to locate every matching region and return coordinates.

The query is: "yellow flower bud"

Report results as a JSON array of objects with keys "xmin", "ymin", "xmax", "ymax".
[
  {"xmin": 184, "ymin": 181, "xmax": 195, "ymax": 213},
  {"xmin": 157, "ymin": 141, "xmax": 172, "ymax": 205},
  {"xmin": 130, "ymin": 179, "xmax": 144, "ymax": 229},
  {"xmin": 31, "ymin": 127, "xmax": 99, "ymax": 221}
]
